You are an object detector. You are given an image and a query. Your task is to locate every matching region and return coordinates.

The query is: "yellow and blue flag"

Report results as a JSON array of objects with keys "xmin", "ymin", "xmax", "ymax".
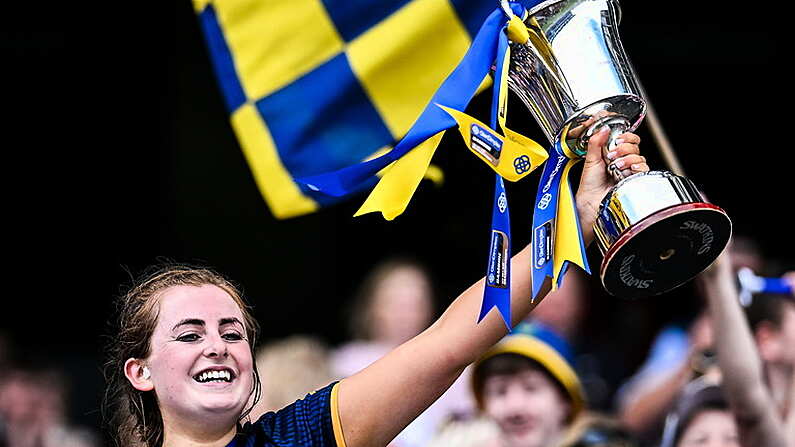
[{"xmin": 193, "ymin": 0, "xmax": 498, "ymax": 218}]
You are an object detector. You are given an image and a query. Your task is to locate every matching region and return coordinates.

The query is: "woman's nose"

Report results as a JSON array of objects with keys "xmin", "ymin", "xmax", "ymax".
[{"xmin": 203, "ymin": 334, "xmax": 229, "ymax": 358}]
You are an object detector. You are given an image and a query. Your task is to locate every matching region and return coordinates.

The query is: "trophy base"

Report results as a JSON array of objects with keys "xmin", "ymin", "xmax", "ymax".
[{"xmin": 599, "ymin": 202, "xmax": 732, "ymax": 298}]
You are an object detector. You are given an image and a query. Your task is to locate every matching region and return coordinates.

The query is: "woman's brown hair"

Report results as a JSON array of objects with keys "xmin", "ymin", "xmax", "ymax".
[{"xmin": 102, "ymin": 263, "xmax": 261, "ymax": 447}]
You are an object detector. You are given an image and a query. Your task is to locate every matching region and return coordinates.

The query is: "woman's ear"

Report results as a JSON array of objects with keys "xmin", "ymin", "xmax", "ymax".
[{"xmin": 124, "ymin": 358, "xmax": 154, "ymax": 392}]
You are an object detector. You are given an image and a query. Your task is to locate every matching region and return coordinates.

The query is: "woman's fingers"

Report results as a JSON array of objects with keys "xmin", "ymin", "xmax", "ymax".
[
  {"xmin": 619, "ymin": 164, "xmax": 649, "ymax": 178},
  {"xmin": 606, "ymin": 132, "xmax": 646, "ymax": 177},
  {"xmin": 616, "ymin": 132, "xmax": 641, "ymax": 144},
  {"xmin": 606, "ymin": 143, "xmax": 640, "ymax": 161},
  {"xmin": 610, "ymin": 154, "xmax": 648, "ymax": 177},
  {"xmin": 585, "ymin": 126, "xmax": 612, "ymax": 164}
]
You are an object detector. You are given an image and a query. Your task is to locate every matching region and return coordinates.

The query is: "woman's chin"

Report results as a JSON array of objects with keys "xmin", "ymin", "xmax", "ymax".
[
  {"xmin": 182, "ymin": 387, "xmax": 249, "ymax": 419},
  {"xmin": 197, "ymin": 394, "xmax": 247, "ymax": 415},
  {"xmin": 189, "ymin": 378, "xmax": 252, "ymax": 413}
]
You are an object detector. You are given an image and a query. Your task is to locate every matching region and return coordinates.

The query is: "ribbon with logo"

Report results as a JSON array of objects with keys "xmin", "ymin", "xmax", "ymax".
[
  {"xmin": 529, "ymin": 137, "xmax": 591, "ymax": 299},
  {"xmin": 442, "ymin": 16, "xmax": 546, "ymax": 330}
]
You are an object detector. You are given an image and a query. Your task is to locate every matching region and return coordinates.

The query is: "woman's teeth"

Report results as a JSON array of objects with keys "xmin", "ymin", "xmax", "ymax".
[{"xmin": 194, "ymin": 370, "xmax": 232, "ymax": 383}]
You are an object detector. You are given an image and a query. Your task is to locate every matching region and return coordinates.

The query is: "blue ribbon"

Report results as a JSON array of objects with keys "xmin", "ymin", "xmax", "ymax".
[
  {"xmin": 481, "ymin": 175, "xmax": 513, "ymax": 329},
  {"xmin": 479, "ymin": 27, "xmax": 513, "ymax": 330},
  {"xmin": 531, "ymin": 143, "xmax": 566, "ymax": 298}
]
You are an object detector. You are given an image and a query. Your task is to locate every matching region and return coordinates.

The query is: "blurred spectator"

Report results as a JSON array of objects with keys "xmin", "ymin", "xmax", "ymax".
[
  {"xmin": 332, "ymin": 256, "xmax": 435, "ymax": 377},
  {"xmin": 330, "ymin": 256, "xmax": 474, "ymax": 447},
  {"xmin": 464, "ymin": 321, "xmax": 585, "ymax": 447},
  {"xmin": 743, "ymin": 292, "xmax": 795, "ymax": 415},
  {"xmin": 698, "ymin": 249, "xmax": 794, "ymax": 446},
  {"xmin": 559, "ymin": 412, "xmax": 639, "ymax": 447},
  {"xmin": 615, "ymin": 310, "xmax": 714, "ymax": 442},
  {"xmin": 659, "ymin": 378, "xmax": 738, "ymax": 447},
  {"xmin": 614, "ymin": 236, "xmax": 765, "ymax": 442},
  {"xmin": 425, "ymin": 271, "xmax": 601, "ymax": 447},
  {"xmin": 250, "ymin": 335, "xmax": 333, "ymax": 419},
  {"xmin": 0, "ymin": 366, "xmax": 98, "ymax": 447}
]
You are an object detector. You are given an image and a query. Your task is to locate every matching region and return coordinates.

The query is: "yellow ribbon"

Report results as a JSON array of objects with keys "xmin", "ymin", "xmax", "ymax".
[
  {"xmin": 440, "ymin": 25, "xmax": 548, "ymax": 182},
  {"xmin": 365, "ymin": 146, "xmax": 445, "ymax": 186},
  {"xmin": 506, "ymin": 15, "xmax": 529, "ymax": 44},
  {"xmin": 551, "ymin": 153, "xmax": 588, "ymax": 290},
  {"xmin": 438, "ymin": 105, "xmax": 548, "ymax": 182},
  {"xmin": 354, "ymin": 132, "xmax": 445, "ymax": 220}
]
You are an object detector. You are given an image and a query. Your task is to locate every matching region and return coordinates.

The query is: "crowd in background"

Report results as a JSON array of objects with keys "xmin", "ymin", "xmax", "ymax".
[
  {"xmin": 0, "ymin": 235, "xmax": 792, "ymax": 447},
  {"xmin": 0, "ymin": 343, "xmax": 99, "ymax": 447}
]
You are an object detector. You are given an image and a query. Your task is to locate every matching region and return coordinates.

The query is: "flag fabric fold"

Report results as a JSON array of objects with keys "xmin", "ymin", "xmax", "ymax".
[{"xmin": 194, "ymin": 0, "xmax": 497, "ymax": 218}]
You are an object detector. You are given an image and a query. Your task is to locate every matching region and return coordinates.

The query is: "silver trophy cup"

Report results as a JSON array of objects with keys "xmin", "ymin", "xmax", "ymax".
[{"xmin": 507, "ymin": 0, "xmax": 732, "ymax": 298}]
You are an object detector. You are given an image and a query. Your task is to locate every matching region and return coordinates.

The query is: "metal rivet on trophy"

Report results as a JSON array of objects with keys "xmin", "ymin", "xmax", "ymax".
[{"xmin": 506, "ymin": 0, "xmax": 732, "ymax": 298}]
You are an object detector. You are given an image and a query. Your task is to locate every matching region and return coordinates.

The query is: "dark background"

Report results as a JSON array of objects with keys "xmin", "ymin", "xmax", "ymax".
[{"xmin": 2, "ymin": 0, "xmax": 791, "ymax": 438}]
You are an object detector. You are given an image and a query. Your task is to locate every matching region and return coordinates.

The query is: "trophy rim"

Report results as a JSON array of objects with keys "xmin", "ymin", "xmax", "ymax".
[
  {"xmin": 527, "ymin": 0, "xmax": 622, "ymax": 24},
  {"xmin": 558, "ymin": 95, "xmax": 647, "ymax": 155},
  {"xmin": 599, "ymin": 201, "xmax": 732, "ymax": 296}
]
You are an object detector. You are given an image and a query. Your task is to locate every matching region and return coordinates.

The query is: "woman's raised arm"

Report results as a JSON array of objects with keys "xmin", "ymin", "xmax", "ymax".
[{"xmin": 337, "ymin": 127, "xmax": 647, "ymax": 447}]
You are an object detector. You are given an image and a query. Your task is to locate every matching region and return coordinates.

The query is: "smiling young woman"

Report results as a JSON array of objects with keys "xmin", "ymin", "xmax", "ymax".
[
  {"xmin": 102, "ymin": 129, "xmax": 648, "ymax": 447},
  {"xmin": 102, "ymin": 266, "xmax": 263, "ymax": 447}
]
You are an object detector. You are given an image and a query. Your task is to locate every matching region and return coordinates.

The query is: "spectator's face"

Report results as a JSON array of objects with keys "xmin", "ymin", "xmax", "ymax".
[
  {"xmin": 482, "ymin": 368, "xmax": 570, "ymax": 447},
  {"xmin": 370, "ymin": 267, "xmax": 432, "ymax": 345},
  {"xmin": 0, "ymin": 379, "xmax": 47, "ymax": 425},
  {"xmin": 677, "ymin": 409, "xmax": 738, "ymax": 447},
  {"xmin": 142, "ymin": 285, "xmax": 254, "ymax": 427}
]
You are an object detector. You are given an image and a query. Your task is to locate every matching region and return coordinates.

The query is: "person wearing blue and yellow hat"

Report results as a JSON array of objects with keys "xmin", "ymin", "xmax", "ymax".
[{"xmin": 471, "ymin": 321, "xmax": 585, "ymax": 447}]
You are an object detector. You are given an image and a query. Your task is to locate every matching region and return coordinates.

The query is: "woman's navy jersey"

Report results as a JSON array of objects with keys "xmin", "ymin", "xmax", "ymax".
[{"xmin": 227, "ymin": 382, "xmax": 345, "ymax": 447}]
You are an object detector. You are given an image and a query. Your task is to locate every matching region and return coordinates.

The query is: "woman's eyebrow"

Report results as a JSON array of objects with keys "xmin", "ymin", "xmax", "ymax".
[
  {"xmin": 172, "ymin": 318, "xmax": 204, "ymax": 332},
  {"xmin": 219, "ymin": 317, "xmax": 244, "ymax": 327}
]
